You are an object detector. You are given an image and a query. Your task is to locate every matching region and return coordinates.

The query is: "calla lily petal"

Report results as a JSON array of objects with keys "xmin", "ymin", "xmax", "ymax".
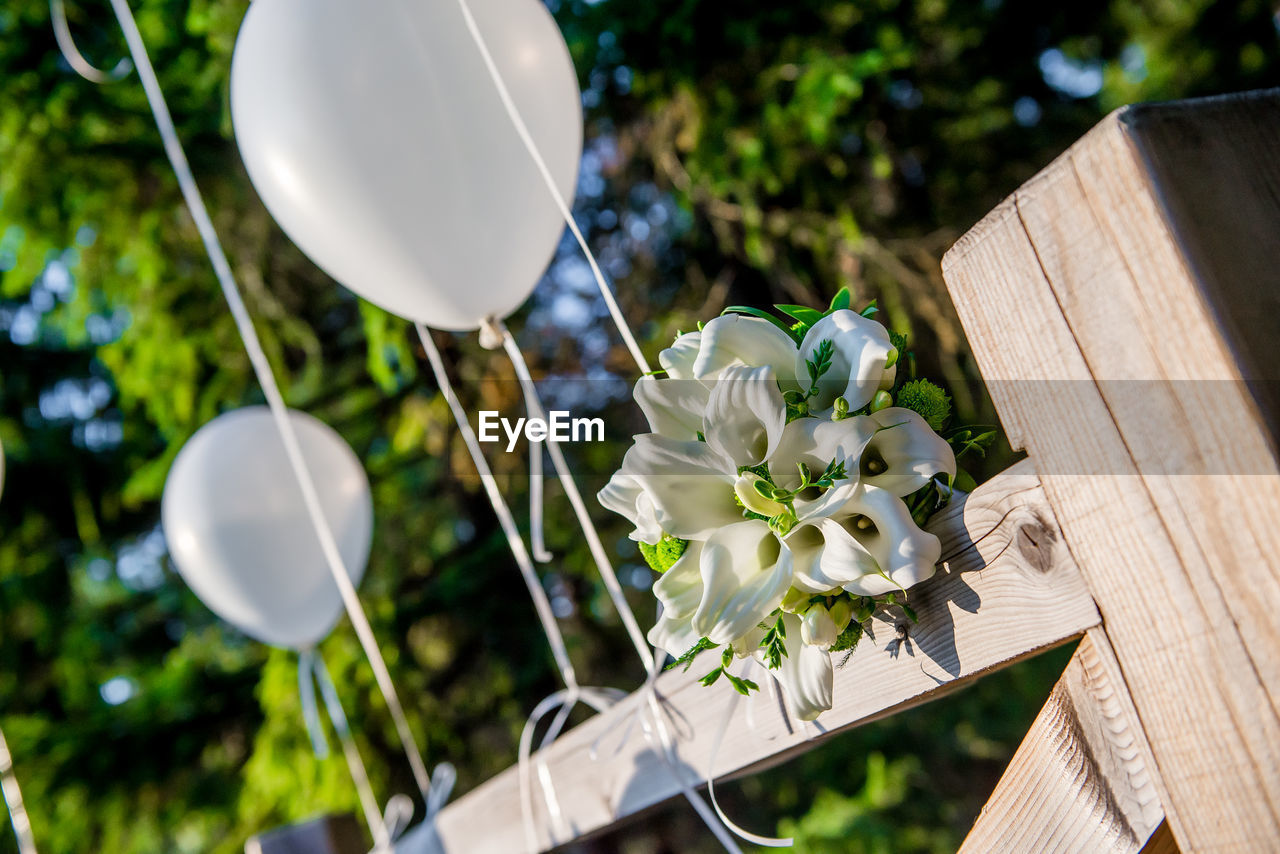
[
  {"xmin": 620, "ymin": 434, "xmax": 739, "ymax": 540},
  {"xmin": 693, "ymin": 520, "xmax": 793, "ymax": 644},
  {"xmin": 648, "ymin": 612, "xmax": 704, "ymax": 660},
  {"xmin": 693, "ymin": 315, "xmax": 799, "ymax": 387},
  {"xmin": 652, "ymin": 541, "xmax": 704, "ymax": 619},
  {"xmin": 598, "ymin": 472, "xmax": 665, "ymax": 544},
  {"xmin": 834, "ymin": 485, "xmax": 942, "ymax": 596},
  {"xmin": 796, "ymin": 310, "xmax": 894, "ymax": 411},
  {"xmin": 857, "ymin": 408, "xmax": 957, "ymax": 497},
  {"xmin": 704, "ymin": 366, "xmax": 787, "ymax": 467},
  {"xmin": 659, "ymin": 331, "xmax": 702, "ymax": 381},
  {"xmin": 785, "ymin": 515, "xmax": 880, "ymax": 593},
  {"xmin": 634, "ymin": 376, "xmax": 710, "ymax": 441},
  {"xmin": 756, "ymin": 613, "xmax": 834, "ymax": 721}
]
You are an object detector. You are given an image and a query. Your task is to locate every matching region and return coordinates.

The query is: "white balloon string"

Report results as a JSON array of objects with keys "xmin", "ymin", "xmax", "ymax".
[
  {"xmin": 96, "ymin": 0, "xmax": 434, "ymax": 803},
  {"xmin": 298, "ymin": 648, "xmax": 330, "ymax": 759},
  {"xmin": 453, "ymin": 0, "xmax": 652, "ymax": 376},
  {"xmin": 516, "ymin": 687, "xmax": 619, "ymax": 851},
  {"xmin": 495, "ymin": 320, "xmax": 753, "ymax": 852},
  {"xmin": 705, "ymin": 663, "xmax": 794, "ymax": 848},
  {"xmin": 312, "ymin": 653, "xmax": 393, "ymax": 851},
  {"xmin": 413, "ymin": 323, "xmax": 579, "ymax": 691},
  {"xmin": 529, "ymin": 438, "xmax": 552, "ymax": 564},
  {"xmin": 0, "ymin": 723, "xmax": 38, "ymax": 854},
  {"xmin": 49, "ymin": 0, "xmax": 133, "ymax": 84},
  {"xmin": 494, "ymin": 322, "xmax": 655, "ymax": 673}
]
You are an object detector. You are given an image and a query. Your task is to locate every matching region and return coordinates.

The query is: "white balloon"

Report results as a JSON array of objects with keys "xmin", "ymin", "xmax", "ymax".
[
  {"xmin": 162, "ymin": 407, "xmax": 372, "ymax": 649},
  {"xmin": 229, "ymin": 0, "xmax": 582, "ymax": 331}
]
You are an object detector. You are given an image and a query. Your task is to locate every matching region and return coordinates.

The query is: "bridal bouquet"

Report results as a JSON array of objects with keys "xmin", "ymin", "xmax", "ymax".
[{"xmin": 600, "ymin": 291, "xmax": 988, "ymax": 721}]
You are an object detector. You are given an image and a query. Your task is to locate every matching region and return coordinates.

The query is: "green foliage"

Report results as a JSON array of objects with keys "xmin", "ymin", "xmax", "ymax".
[
  {"xmin": 829, "ymin": 619, "xmax": 863, "ymax": 654},
  {"xmin": 760, "ymin": 613, "xmax": 788, "ymax": 671},
  {"xmin": 666, "ymin": 636, "xmax": 717, "ymax": 672},
  {"xmin": 896, "ymin": 379, "xmax": 952, "ymax": 431},
  {"xmin": 637, "ymin": 534, "xmax": 688, "ymax": 573}
]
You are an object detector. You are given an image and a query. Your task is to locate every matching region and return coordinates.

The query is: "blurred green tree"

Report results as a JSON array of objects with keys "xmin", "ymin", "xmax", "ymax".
[{"xmin": 0, "ymin": 0, "xmax": 1275, "ymax": 851}]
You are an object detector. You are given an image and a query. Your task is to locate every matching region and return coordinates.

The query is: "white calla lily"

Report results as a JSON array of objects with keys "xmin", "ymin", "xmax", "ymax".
[
  {"xmin": 755, "ymin": 612, "xmax": 833, "ymax": 721},
  {"xmin": 597, "ymin": 471, "xmax": 664, "ymax": 544},
  {"xmin": 785, "ymin": 515, "xmax": 880, "ymax": 593},
  {"xmin": 617, "ymin": 434, "xmax": 740, "ymax": 540},
  {"xmin": 693, "ymin": 520, "xmax": 794, "ymax": 644},
  {"xmin": 857, "ymin": 408, "xmax": 956, "ymax": 496},
  {"xmin": 634, "ymin": 375, "xmax": 710, "ymax": 441},
  {"xmin": 835, "ymin": 485, "xmax": 941, "ymax": 596},
  {"xmin": 692, "ymin": 315, "xmax": 800, "ymax": 386},
  {"xmin": 651, "ymin": 541, "xmax": 704, "ymax": 619},
  {"xmin": 659, "ymin": 331, "xmax": 702, "ymax": 380},
  {"xmin": 703, "ymin": 366, "xmax": 787, "ymax": 466},
  {"xmin": 797, "ymin": 310, "xmax": 895, "ymax": 411}
]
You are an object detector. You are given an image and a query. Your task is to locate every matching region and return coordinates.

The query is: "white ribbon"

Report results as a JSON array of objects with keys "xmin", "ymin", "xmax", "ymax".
[
  {"xmin": 415, "ymin": 325, "xmax": 579, "ymax": 690},
  {"xmin": 0, "ymin": 722, "xmax": 38, "ymax": 854},
  {"xmin": 310, "ymin": 652, "xmax": 393, "ymax": 851},
  {"xmin": 491, "ymin": 319, "xmax": 656, "ymax": 673},
  {"xmin": 704, "ymin": 661, "xmax": 794, "ymax": 848},
  {"xmin": 453, "ymin": 0, "xmax": 652, "ymax": 376}
]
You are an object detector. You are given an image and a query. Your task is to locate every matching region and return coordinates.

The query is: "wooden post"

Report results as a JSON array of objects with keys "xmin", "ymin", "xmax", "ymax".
[
  {"xmin": 942, "ymin": 88, "xmax": 1280, "ymax": 852},
  {"xmin": 961, "ymin": 629, "xmax": 1165, "ymax": 853}
]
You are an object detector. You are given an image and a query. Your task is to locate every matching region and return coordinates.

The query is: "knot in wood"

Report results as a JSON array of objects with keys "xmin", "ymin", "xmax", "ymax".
[{"xmin": 1014, "ymin": 511, "xmax": 1057, "ymax": 574}]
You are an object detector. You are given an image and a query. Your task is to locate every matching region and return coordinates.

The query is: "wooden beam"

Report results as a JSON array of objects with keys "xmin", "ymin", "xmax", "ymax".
[
  {"xmin": 941, "ymin": 89, "xmax": 1280, "ymax": 852},
  {"xmin": 432, "ymin": 460, "xmax": 1099, "ymax": 853},
  {"xmin": 961, "ymin": 629, "xmax": 1165, "ymax": 854}
]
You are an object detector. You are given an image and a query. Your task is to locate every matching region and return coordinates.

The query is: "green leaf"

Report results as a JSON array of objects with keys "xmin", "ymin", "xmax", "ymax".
[
  {"xmin": 699, "ymin": 667, "xmax": 724, "ymax": 687},
  {"xmin": 721, "ymin": 306, "xmax": 802, "ymax": 343},
  {"xmin": 775, "ymin": 304, "xmax": 825, "ymax": 327},
  {"xmin": 666, "ymin": 636, "xmax": 717, "ymax": 672},
  {"xmin": 828, "ymin": 287, "xmax": 852, "ymax": 312},
  {"xmin": 859, "ymin": 300, "xmax": 879, "ymax": 318}
]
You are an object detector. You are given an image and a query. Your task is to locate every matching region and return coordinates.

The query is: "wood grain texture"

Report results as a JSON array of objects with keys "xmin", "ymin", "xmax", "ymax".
[
  {"xmin": 432, "ymin": 461, "xmax": 1099, "ymax": 853},
  {"xmin": 1122, "ymin": 90, "xmax": 1280, "ymax": 438},
  {"xmin": 941, "ymin": 90, "xmax": 1280, "ymax": 852},
  {"xmin": 961, "ymin": 630, "xmax": 1164, "ymax": 854}
]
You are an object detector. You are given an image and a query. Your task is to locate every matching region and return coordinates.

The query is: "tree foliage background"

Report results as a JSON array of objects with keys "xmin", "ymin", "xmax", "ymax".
[{"xmin": 0, "ymin": 0, "xmax": 1276, "ymax": 851}]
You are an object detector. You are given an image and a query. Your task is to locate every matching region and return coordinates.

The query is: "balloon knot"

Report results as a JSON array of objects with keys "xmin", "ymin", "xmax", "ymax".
[{"xmin": 478, "ymin": 316, "xmax": 506, "ymax": 350}]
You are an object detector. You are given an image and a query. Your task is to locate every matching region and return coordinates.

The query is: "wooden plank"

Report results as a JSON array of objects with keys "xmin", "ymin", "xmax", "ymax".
[
  {"xmin": 941, "ymin": 90, "xmax": 1280, "ymax": 853},
  {"xmin": 960, "ymin": 629, "xmax": 1165, "ymax": 854},
  {"xmin": 1139, "ymin": 822, "xmax": 1182, "ymax": 854},
  {"xmin": 432, "ymin": 460, "xmax": 1099, "ymax": 853},
  {"xmin": 1121, "ymin": 90, "xmax": 1280, "ymax": 439}
]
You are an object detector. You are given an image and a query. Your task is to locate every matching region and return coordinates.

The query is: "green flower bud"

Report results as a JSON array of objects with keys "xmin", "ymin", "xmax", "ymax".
[
  {"xmin": 832, "ymin": 396, "xmax": 850, "ymax": 421},
  {"xmin": 885, "ymin": 347, "xmax": 899, "ymax": 369},
  {"xmin": 870, "ymin": 390, "xmax": 893, "ymax": 413},
  {"xmin": 828, "ymin": 597, "xmax": 854, "ymax": 633},
  {"xmin": 780, "ymin": 586, "xmax": 810, "ymax": 614}
]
